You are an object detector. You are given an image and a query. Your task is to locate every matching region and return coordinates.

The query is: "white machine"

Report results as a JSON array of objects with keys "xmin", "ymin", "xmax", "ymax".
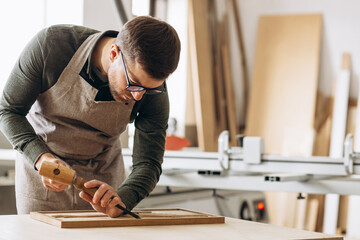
[
  {"xmin": 122, "ymin": 130, "xmax": 360, "ymax": 223},
  {"xmin": 122, "ymin": 131, "xmax": 360, "ymax": 196}
]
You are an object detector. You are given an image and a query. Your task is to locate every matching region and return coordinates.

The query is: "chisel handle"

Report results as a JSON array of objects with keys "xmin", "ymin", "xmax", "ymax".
[
  {"xmin": 73, "ymin": 175, "xmax": 97, "ymax": 196},
  {"xmin": 73, "ymin": 175, "xmax": 140, "ymax": 219}
]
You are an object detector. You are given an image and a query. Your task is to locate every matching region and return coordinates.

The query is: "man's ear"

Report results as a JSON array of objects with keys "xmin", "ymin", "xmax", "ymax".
[{"xmin": 109, "ymin": 44, "xmax": 119, "ymax": 62}]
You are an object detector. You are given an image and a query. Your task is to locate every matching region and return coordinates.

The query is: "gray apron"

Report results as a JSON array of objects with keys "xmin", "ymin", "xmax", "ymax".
[{"xmin": 15, "ymin": 32, "xmax": 135, "ymax": 214}]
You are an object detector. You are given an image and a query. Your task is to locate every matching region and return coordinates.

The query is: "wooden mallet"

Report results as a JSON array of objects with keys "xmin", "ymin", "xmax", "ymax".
[{"xmin": 39, "ymin": 161, "xmax": 140, "ymax": 219}]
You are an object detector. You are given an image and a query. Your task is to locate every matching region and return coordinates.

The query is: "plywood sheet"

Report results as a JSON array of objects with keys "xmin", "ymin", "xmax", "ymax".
[
  {"xmin": 246, "ymin": 14, "xmax": 322, "ymax": 155},
  {"xmin": 231, "ymin": 0, "xmax": 248, "ymax": 123},
  {"xmin": 221, "ymin": 14, "xmax": 238, "ymax": 146},
  {"xmin": 209, "ymin": 0, "xmax": 227, "ymax": 137},
  {"xmin": 222, "ymin": 43, "xmax": 238, "ymax": 146},
  {"xmin": 185, "ymin": 30, "xmax": 198, "ymax": 146},
  {"xmin": 30, "ymin": 208, "xmax": 225, "ymax": 228},
  {"xmin": 188, "ymin": 0, "xmax": 218, "ymax": 151},
  {"xmin": 248, "ymin": 14, "xmax": 322, "ymax": 231}
]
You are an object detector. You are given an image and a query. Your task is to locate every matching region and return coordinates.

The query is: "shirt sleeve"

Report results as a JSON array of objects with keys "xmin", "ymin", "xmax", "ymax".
[
  {"xmin": 117, "ymin": 90, "xmax": 169, "ymax": 210},
  {"xmin": 0, "ymin": 28, "xmax": 51, "ymax": 168}
]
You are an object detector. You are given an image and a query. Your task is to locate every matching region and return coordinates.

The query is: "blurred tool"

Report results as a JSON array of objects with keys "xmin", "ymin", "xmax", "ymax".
[{"xmin": 166, "ymin": 118, "xmax": 191, "ymax": 150}]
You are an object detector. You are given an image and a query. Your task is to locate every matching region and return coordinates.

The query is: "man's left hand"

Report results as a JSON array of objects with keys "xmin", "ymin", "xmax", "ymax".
[{"xmin": 79, "ymin": 180, "xmax": 125, "ymax": 218}]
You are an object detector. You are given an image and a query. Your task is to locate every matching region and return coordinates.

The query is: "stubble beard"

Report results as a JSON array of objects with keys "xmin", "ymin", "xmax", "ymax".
[{"xmin": 109, "ymin": 85, "xmax": 126, "ymax": 102}]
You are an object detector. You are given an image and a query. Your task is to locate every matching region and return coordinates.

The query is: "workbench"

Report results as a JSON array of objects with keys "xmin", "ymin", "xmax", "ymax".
[{"xmin": 0, "ymin": 214, "xmax": 343, "ymax": 240}]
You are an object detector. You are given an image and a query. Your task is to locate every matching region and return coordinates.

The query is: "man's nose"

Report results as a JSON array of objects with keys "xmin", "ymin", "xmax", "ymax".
[{"xmin": 131, "ymin": 90, "xmax": 146, "ymax": 101}]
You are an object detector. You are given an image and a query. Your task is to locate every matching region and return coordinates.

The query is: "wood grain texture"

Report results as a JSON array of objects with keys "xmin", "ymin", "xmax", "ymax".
[
  {"xmin": 246, "ymin": 14, "xmax": 322, "ymax": 155},
  {"xmin": 209, "ymin": 0, "xmax": 227, "ymax": 137},
  {"xmin": 221, "ymin": 44, "xmax": 238, "ymax": 146},
  {"xmin": 220, "ymin": 14, "xmax": 239, "ymax": 146},
  {"xmin": 30, "ymin": 208, "xmax": 225, "ymax": 228},
  {"xmin": 185, "ymin": 27, "xmax": 198, "ymax": 146},
  {"xmin": 231, "ymin": 0, "xmax": 248, "ymax": 121},
  {"xmin": 247, "ymin": 14, "xmax": 322, "ymax": 231},
  {"xmin": 39, "ymin": 161, "xmax": 75, "ymax": 185},
  {"xmin": 188, "ymin": 0, "xmax": 218, "ymax": 151}
]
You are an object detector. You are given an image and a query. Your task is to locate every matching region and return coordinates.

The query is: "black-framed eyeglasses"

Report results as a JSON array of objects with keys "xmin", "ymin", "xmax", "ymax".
[{"xmin": 120, "ymin": 51, "xmax": 165, "ymax": 95}]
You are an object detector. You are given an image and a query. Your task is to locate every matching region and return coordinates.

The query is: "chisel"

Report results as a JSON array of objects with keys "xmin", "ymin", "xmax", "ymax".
[{"xmin": 39, "ymin": 161, "xmax": 141, "ymax": 219}]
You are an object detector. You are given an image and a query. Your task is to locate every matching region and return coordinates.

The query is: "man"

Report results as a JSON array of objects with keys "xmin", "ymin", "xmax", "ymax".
[{"xmin": 0, "ymin": 16, "xmax": 181, "ymax": 218}]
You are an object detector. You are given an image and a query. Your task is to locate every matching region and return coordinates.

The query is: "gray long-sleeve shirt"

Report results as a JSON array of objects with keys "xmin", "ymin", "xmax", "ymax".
[{"xmin": 0, "ymin": 25, "xmax": 169, "ymax": 210}]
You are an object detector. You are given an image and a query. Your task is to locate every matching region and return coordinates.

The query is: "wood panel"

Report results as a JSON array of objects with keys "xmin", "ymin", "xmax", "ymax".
[
  {"xmin": 209, "ymin": 0, "xmax": 227, "ymax": 137},
  {"xmin": 188, "ymin": 0, "xmax": 218, "ymax": 151},
  {"xmin": 313, "ymin": 91, "xmax": 332, "ymax": 157},
  {"xmin": 30, "ymin": 208, "xmax": 225, "ymax": 228},
  {"xmin": 246, "ymin": 14, "xmax": 322, "ymax": 155},
  {"xmin": 247, "ymin": 14, "xmax": 322, "ymax": 231},
  {"xmin": 231, "ymin": 0, "xmax": 248, "ymax": 123},
  {"xmin": 222, "ymin": 44, "xmax": 238, "ymax": 146},
  {"xmin": 220, "ymin": 14, "xmax": 238, "ymax": 146},
  {"xmin": 185, "ymin": 29, "xmax": 198, "ymax": 146}
]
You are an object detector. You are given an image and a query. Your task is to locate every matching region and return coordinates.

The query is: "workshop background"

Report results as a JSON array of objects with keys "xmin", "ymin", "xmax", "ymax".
[{"xmin": 1, "ymin": 0, "xmax": 360, "ymax": 239}]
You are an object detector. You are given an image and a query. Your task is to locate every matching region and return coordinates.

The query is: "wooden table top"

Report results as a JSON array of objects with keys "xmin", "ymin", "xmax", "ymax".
[{"xmin": 0, "ymin": 214, "xmax": 343, "ymax": 240}]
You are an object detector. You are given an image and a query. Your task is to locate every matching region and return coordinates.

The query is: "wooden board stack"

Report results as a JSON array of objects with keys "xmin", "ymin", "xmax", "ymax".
[{"xmin": 186, "ymin": 0, "xmax": 245, "ymax": 150}]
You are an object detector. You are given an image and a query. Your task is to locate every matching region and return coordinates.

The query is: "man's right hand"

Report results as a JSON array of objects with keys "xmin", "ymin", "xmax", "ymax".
[{"xmin": 35, "ymin": 153, "xmax": 69, "ymax": 192}]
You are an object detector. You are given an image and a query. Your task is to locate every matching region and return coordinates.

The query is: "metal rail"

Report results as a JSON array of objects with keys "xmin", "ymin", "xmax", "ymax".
[{"xmin": 122, "ymin": 131, "xmax": 360, "ymax": 195}]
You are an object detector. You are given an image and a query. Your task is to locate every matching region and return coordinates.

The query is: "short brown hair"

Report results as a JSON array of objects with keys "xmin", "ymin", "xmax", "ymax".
[{"xmin": 115, "ymin": 16, "xmax": 181, "ymax": 80}]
